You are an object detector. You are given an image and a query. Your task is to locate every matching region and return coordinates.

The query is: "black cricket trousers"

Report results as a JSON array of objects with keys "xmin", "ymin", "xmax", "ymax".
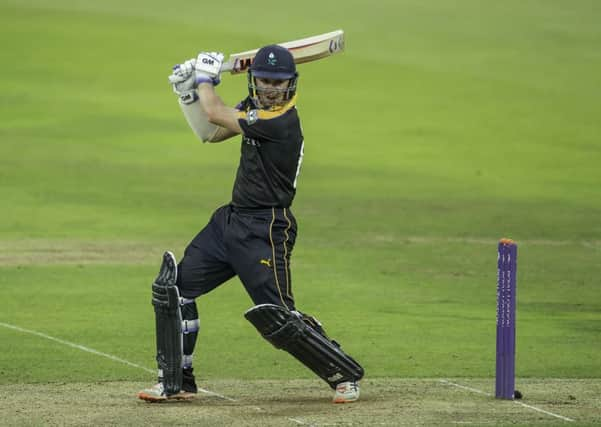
[{"xmin": 176, "ymin": 204, "xmax": 297, "ymax": 311}]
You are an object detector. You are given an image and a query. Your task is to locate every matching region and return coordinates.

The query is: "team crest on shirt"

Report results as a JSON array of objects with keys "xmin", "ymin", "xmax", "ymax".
[{"xmin": 246, "ymin": 109, "xmax": 258, "ymax": 125}]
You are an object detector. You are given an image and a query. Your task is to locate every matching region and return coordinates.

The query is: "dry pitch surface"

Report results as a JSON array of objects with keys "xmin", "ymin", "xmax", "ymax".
[{"xmin": 1, "ymin": 378, "xmax": 599, "ymax": 426}]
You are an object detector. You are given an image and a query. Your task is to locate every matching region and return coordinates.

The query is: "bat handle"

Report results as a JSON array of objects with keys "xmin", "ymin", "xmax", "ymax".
[{"xmin": 221, "ymin": 60, "xmax": 235, "ymax": 74}]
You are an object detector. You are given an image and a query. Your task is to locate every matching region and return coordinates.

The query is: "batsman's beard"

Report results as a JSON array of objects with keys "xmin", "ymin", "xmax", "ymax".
[{"xmin": 256, "ymin": 88, "xmax": 287, "ymax": 109}]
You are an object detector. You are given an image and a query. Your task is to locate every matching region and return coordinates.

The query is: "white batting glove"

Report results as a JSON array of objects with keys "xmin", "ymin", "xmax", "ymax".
[
  {"xmin": 170, "ymin": 72, "xmax": 195, "ymax": 94},
  {"xmin": 195, "ymin": 52, "xmax": 224, "ymax": 86},
  {"xmin": 171, "ymin": 58, "xmax": 196, "ymax": 79},
  {"xmin": 168, "ymin": 58, "xmax": 196, "ymax": 86},
  {"xmin": 169, "ymin": 72, "xmax": 197, "ymax": 104},
  {"xmin": 168, "ymin": 58, "xmax": 201, "ymax": 103}
]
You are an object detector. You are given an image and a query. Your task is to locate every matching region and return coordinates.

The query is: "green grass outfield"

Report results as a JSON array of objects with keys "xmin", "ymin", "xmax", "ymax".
[{"xmin": 1, "ymin": 0, "xmax": 600, "ymax": 425}]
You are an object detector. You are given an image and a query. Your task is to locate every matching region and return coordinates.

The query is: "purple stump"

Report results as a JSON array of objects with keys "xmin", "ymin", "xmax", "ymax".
[{"xmin": 496, "ymin": 238, "xmax": 517, "ymax": 399}]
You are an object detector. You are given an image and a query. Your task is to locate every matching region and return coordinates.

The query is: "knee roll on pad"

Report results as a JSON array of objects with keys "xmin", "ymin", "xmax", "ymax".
[{"xmin": 244, "ymin": 304, "xmax": 364, "ymax": 389}]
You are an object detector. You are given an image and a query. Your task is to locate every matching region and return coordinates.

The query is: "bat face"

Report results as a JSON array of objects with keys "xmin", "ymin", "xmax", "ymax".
[
  {"xmin": 222, "ymin": 30, "xmax": 345, "ymax": 75},
  {"xmin": 232, "ymin": 57, "xmax": 253, "ymax": 74}
]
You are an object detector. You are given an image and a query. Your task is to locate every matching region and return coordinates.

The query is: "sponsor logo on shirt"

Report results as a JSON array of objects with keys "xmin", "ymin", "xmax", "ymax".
[{"xmin": 243, "ymin": 136, "xmax": 261, "ymax": 147}]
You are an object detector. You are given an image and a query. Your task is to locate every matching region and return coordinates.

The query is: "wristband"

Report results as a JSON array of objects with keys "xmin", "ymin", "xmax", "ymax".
[{"xmin": 195, "ymin": 76, "xmax": 214, "ymax": 86}]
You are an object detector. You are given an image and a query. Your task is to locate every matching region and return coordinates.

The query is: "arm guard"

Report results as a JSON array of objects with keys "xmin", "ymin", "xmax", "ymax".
[{"xmin": 178, "ymin": 96, "xmax": 220, "ymax": 143}]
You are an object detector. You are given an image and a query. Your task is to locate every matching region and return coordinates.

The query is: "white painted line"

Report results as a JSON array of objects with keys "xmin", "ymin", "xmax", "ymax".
[
  {"xmin": 439, "ymin": 379, "xmax": 490, "ymax": 396},
  {"xmin": 439, "ymin": 379, "xmax": 575, "ymax": 423},
  {"xmin": 0, "ymin": 322, "xmax": 155, "ymax": 373},
  {"xmin": 289, "ymin": 418, "xmax": 314, "ymax": 425},
  {"xmin": 0, "ymin": 321, "xmax": 224, "ymax": 399},
  {"xmin": 515, "ymin": 401, "xmax": 576, "ymax": 423},
  {"xmin": 0, "ymin": 321, "xmax": 312, "ymax": 425},
  {"xmin": 451, "ymin": 422, "xmax": 495, "ymax": 425}
]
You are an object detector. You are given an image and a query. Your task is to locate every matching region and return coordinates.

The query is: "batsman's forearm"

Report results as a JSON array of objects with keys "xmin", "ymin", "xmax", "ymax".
[
  {"xmin": 197, "ymin": 83, "xmax": 226, "ymax": 122},
  {"xmin": 197, "ymin": 84, "xmax": 243, "ymax": 134}
]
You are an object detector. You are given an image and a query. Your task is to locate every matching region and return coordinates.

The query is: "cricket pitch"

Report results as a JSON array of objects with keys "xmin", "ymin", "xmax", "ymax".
[{"xmin": 1, "ymin": 378, "xmax": 599, "ymax": 426}]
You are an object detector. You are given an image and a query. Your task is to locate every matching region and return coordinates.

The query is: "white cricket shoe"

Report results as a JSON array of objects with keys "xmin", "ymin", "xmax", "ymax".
[
  {"xmin": 332, "ymin": 381, "xmax": 360, "ymax": 403},
  {"xmin": 137, "ymin": 382, "xmax": 195, "ymax": 403}
]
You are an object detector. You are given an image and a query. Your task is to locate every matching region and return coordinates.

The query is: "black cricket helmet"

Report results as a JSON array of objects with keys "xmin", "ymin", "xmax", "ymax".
[{"xmin": 248, "ymin": 44, "xmax": 298, "ymax": 106}]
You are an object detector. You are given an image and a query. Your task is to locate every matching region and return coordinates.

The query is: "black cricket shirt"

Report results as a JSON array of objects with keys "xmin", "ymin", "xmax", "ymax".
[{"xmin": 231, "ymin": 95, "xmax": 304, "ymax": 208}]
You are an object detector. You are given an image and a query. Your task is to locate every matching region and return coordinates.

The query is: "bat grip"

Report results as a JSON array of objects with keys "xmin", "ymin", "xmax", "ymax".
[{"xmin": 220, "ymin": 61, "xmax": 235, "ymax": 74}]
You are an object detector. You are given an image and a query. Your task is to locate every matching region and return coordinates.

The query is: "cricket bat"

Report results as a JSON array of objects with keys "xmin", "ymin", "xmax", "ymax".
[{"xmin": 221, "ymin": 29, "xmax": 345, "ymax": 75}]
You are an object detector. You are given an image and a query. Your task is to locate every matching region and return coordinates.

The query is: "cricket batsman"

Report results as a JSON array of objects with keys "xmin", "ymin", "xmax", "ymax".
[{"xmin": 137, "ymin": 45, "xmax": 364, "ymax": 403}]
